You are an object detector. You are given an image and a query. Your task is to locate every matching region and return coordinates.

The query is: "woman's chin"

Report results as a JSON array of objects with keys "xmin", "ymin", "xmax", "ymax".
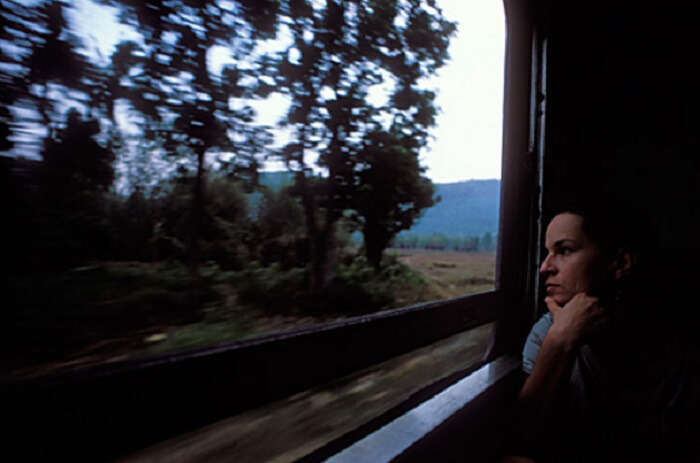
[{"xmin": 552, "ymin": 294, "xmax": 572, "ymax": 306}]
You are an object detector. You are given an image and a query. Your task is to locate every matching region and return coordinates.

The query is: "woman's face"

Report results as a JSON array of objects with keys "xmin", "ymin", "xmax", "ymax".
[{"xmin": 540, "ymin": 213, "xmax": 613, "ymax": 306}]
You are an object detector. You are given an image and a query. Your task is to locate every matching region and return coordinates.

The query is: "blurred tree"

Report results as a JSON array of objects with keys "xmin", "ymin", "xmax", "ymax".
[
  {"xmin": 201, "ymin": 174, "xmax": 251, "ymax": 269},
  {"xmin": 36, "ymin": 109, "xmax": 116, "ymax": 266},
  {"xmin": 106, "ymin": 187, "xmax": 153, "ymax": 261},
  {"xmin": 276, "ymin": 0, "xmax": 456, "ymax": 290},
  {"xmin": 106, "ymin": 0, "xmax": 280, "ymax": 281},
  {"xmin": 0, "ymin": 1, "xmax": 107, "ymax": 152},
  {"xmin": 351, "ymin": 129, "xmax": 437, "ymax": 270},
  {"xmin": 256, "ymin": 186, "xmax": 308, "ymax": 269},
  {"xmin": 0, "ymin": 0, "xmax": 86, "ymax": 269},
  {"xmin": 148, "ymin": 167, "xmax": 193, "ymax": 261},
  {"xmin": 25, "ymin": 2, "xmax": 92, "ymax": 127},
  {"xmin": 41, "ymin": 109, "xmax": 115, "ymax": 192}
]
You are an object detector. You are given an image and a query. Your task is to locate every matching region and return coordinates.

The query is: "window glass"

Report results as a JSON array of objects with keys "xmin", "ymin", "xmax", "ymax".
[{"xmin": 3, "ymin": 0, "xmax": 503, "ymax": 379}]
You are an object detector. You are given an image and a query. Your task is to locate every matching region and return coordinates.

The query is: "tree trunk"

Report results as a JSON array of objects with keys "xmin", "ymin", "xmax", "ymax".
[
  {"xmin": 363, "ymin": 222, "xmax": 388, "ymax": 273},
  {"xmin": 188, "ymin": 147, "xmax": 205, "ymax": 306},
  {"xmin": 320, "ymin": 218, "xmax": 337, "ymax": 286},
  {"xmin": 297, "ymin": 172, "xmax": 337, "ymax": 295}
]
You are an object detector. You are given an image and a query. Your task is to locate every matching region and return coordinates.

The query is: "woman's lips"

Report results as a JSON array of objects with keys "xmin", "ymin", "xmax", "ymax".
[{"xmin": 545, "ymin": 284, "xmax": 558, "ymax": 294}]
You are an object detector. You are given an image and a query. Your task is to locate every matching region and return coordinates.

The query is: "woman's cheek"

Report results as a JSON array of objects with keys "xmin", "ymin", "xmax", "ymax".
[{"xmin": 571, "ymin": 275, "xmax": 592, "ymax": 294}]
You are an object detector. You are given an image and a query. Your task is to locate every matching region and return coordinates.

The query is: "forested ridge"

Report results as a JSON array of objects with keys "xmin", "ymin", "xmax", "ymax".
[{"xmin": 257, "ymin": 171, "xmax": 500, "ymax": 238}]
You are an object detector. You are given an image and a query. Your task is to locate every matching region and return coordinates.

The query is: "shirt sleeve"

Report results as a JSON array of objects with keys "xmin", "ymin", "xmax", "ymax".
[{"xmin": 522, "ymin": 312, "xmax": 554, "ymax": 374}]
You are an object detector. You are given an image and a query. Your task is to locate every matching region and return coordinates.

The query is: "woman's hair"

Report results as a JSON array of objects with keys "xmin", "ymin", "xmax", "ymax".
[{"xmin": 546, "ymin": 199, "xmax": 648, "ymax": 258}]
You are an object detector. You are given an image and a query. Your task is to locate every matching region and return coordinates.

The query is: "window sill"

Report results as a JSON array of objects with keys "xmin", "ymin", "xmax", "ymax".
[
  {"xmin": 323, "ymin": 355, "xmax": 521, "ymax": 462},
  {"xmin": 120, "ymin": 324, "xmax": 498, "ymax": 462}
]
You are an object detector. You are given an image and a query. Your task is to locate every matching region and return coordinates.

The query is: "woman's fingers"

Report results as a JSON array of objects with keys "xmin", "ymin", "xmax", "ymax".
[
  {"xmin": 545, "ymin": 293, "xmax": 608, "ymax": 349},
  {"xmin": 544, "ymin": 296, "xmax": 561, "ymax": 315}
]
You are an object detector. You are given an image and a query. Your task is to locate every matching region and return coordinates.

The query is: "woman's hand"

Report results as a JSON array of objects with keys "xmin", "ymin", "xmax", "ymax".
[{"xmin": 545, "ymin": 293, "xmax": 608, "ymax": 352}]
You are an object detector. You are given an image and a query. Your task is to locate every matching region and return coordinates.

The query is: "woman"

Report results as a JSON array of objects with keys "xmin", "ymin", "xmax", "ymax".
[{"xmin": 503, "ymin": 206, "xmax": 700, "ymax": 463}]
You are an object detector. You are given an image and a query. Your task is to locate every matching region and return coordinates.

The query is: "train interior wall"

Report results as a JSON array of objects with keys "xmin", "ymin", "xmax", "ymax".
[{"xmin": 541, "ymin": 2, "xmax": 700, "ymax": 332}]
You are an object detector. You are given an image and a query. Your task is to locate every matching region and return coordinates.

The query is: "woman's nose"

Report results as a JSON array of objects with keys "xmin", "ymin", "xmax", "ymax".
[{"xmin": 540, "ymin": 254, "xmax": 555, "ymax": 274}]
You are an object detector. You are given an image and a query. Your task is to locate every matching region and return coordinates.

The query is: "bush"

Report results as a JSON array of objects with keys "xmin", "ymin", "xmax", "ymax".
[
  {"xmin": 236, "ymin": 263, "xmax": 308, "ymax": 312},
  {"xmin": 322, "ymin": 254, "xmax": 427, "ymax": 315},
  {"xmin": 5, "ymin": 261, "xmax": 209, "ymax": 371},
  {"xmin": 230, "ymin": 253, "xmax": 429, "ymax": 317}
]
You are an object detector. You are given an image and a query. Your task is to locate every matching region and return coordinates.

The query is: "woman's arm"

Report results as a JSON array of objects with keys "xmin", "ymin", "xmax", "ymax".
[
  {"xmin": 503, "ymin": 293, "xmax": 608, "ymax": 461},
  {"xmin": 520, "ymin": 293, "xmax": 606, "ymax": 403}
]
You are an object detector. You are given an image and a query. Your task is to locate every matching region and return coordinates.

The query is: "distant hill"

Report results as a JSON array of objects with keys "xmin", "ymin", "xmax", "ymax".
[
  {"xmin": 257, "ymin": 172, "xmax": 501, "ymax": 237},
  {"xmin": 406, "ymin": 179, "xmax": 500, "ymax": 237}
]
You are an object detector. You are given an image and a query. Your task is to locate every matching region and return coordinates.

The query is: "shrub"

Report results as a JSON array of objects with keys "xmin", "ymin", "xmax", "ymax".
[{"xmin": 236, "ymin": 263, "xmax": 308, "ymax": 312}]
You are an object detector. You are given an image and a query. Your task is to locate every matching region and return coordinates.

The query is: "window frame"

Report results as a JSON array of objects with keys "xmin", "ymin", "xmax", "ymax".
[{"xmin": 1, "ymin": 0, "xmax": 543, "ymax": 460}]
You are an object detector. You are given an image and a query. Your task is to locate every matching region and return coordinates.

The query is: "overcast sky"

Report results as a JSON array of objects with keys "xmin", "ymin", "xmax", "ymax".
[
  {"xmin": 68, "ymin": 0, "xmax": 505, "ymax": 183},
  {"xmin": 427, "ymin": 1, "xmax": 504, "ymax": 182}
]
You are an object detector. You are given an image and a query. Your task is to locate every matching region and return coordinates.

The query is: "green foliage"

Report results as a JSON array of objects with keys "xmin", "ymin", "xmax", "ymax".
[
  {"xmin": 352, "ymin": 129, "xmax": 438, "ymax": 269},
  {"xmin": 255, "ymin": 186, "xmax": 309, "ymax": 268},
  {"xmin": 104, "ymin": 171, "xmax": 256, "ymax": 268},
  {"xmin": 103, "ymin": 0, "xmax": 282, "ymax": 278},
  {"xmin": 41, "ymin": 110, "xmax": 115, "ymax": 192},
  {"xmin": 200, "ymin": 175, "xmax": 251, "ymax": 267},
  {"xmin": 332, "ymin": 253, "xmax": 429, "ymax": 313},
  {"xmin": 236, "ymin": 263, "xmax": 309, "ymax": 310},
  {"xmin": 145, "ymin": 316, "xmax": 255, "ymax": 357},
  {"xmin": 109, "ymin": 0, "xmax": 276, "ymax": 164},
  {"xmin": 257, "ymin": 186, "xmax": 305, "ymax": 239},
  {"xmin": 230, "ymin": 252, "xmax": 429, "ymax": 316}
]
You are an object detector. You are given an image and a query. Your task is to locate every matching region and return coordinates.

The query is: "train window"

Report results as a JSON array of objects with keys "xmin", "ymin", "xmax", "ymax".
[
  {"xmin": 4, "ymin": 0, "xmax": 504, "ymax": 376},
  {"xmin": 2, "ymin": 0, "xmax": 538, "ymax": 460}
]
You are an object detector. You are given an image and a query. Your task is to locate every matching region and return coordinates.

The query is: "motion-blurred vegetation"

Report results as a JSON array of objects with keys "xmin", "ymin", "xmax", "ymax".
[{"xmin": 1, "ymin": 0, "xmax": 495, "ymax": 378}]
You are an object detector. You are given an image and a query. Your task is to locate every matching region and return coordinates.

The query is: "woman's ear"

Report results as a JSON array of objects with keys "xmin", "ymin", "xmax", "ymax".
[{"xmin": 613, "ymin": 248, "xmax": 636, "ymax": 280}]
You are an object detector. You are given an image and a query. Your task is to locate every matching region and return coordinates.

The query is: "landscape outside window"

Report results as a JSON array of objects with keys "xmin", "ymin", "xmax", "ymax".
[{"xmin": 3, "ymin": 0, "xmax": 504, "ymax": 379}]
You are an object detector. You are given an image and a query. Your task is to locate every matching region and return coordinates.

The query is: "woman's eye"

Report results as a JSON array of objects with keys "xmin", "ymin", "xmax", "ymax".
[{"xmin": 559, "ymin": 247, "xmax": 572, "ymax": 255}]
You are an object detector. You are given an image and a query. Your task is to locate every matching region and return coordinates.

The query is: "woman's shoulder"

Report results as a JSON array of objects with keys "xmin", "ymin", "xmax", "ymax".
[{"xmin": 521, "ymin": 312, "xmax": 553, "ymax": 374}]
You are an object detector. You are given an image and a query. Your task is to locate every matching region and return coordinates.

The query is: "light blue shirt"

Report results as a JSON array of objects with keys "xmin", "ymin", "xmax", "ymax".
[{"xmin": 522, "ymin": 312, "xmax": 553, "ymax": 374}]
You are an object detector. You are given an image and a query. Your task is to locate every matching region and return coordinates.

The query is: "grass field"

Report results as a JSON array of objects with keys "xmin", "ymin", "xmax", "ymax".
[{"xmin": 390, "ymin": 249, "xmax": 496, "ymax": 299}]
